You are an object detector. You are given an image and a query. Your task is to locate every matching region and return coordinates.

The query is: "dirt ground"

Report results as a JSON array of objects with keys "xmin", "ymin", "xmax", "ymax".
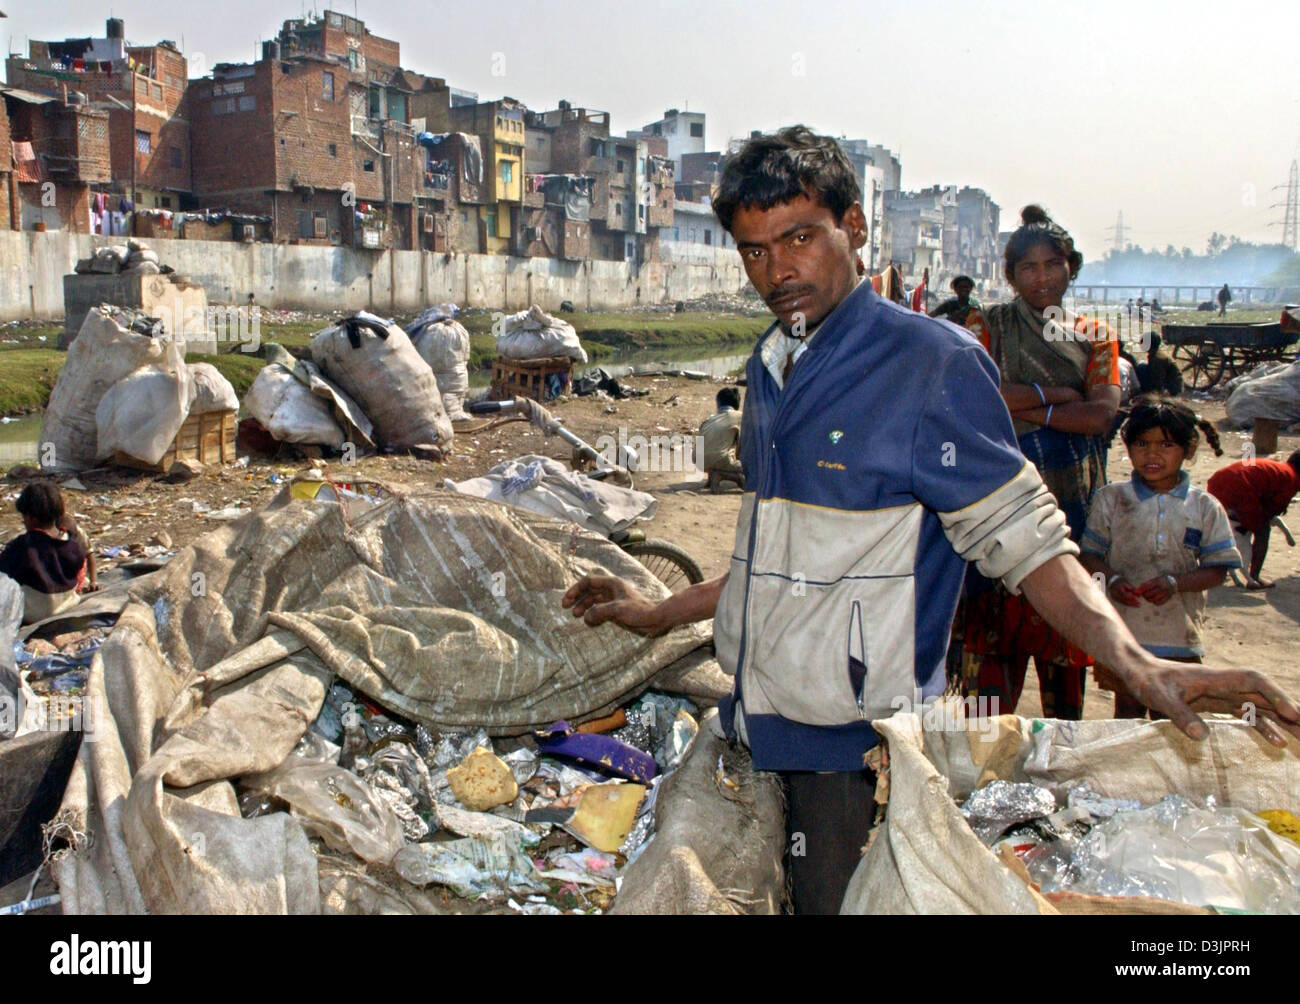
[{"xmin": 4, "ymin": 378, "xmax": 1298, "ymax": 722}]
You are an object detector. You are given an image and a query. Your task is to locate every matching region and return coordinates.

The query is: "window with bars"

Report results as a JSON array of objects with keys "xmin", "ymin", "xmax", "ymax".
[
  {"xmin": 322, "ymin": 71, "xmax": 334, "ymax": 101},
  {"xmin": 136, "ymin": 130, "xmax": 151, "ymax": 154}
]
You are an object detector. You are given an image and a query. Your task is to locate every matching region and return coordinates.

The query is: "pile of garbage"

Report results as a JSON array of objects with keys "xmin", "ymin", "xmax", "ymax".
[
  {"xmin": 962, "ymin": 780, "xmax": 1300, "ymax": 913},
  {"xmin": 48, "ymin": 489, "xmax": 785, "ymax": 914},
  {"xmin": 39, "ymin": 306, "xmax": 238, "ymax": 471},
  {"xmin": 251, "ymin": 682, "xmax": 703, "ymax": 912},
  {"xmin": 244, "ymin": 310, "xmax": 454, "ymax": 457},
  {"xmin": 72, "ymin": 239, "xmax": 171, "ymax": 277},
  {"xmin": 497, "ymin": 305, "xmax": 588, "ymax": 364}
]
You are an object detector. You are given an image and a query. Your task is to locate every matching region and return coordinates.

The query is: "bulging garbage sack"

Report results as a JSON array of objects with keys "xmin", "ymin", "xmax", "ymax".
[
  {"xmin": 312, "ymin": 312, "xmax": 453, "ymax": 449},
  {"xmin": 187, "ymin": 363, "xmax": 240, "ymax": 415},
  {"xmin": 40, "ymin": 306, "xmax": 183, "ymax": 471},
  {"xmin": 496, "ymin": 304, "xmax": 588, "ymax": 363},
  {"xmin": 243, "ymin": 364, "xmax": 345, "ymax": 449},
  {"xmin": 408, "ymin": 309, "xmax": 471, "ymax": 422},
  {"xmin": 95, "ymin": 365, "xmax": 196, "ymax": 466}
]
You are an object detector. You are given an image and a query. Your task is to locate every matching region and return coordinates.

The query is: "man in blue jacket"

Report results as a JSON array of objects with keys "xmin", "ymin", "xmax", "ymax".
[{"xmin": 563, "ymin": 126, "xmax": 1300, "ymax": 914}]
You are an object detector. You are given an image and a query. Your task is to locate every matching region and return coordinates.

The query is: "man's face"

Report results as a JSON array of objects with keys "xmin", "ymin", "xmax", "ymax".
[
  {"xmin": 954, "ymin": 280, "xmax": 974, "ymax": 302},
  {"xmin": 730, "ymin": 193, "xmax": 865, "ymax": 333}
]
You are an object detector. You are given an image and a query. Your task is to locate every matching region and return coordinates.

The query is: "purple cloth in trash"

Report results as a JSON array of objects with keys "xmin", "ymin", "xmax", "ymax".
[{"xmin": 536, "ymin": 721, "xmax": 657, "ymax": 783}]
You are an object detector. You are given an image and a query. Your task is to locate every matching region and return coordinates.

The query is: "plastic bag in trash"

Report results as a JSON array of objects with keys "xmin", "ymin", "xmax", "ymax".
[
  {"xmin": 355, "ymin": 742, "xmax": 436, "ymax": 841},
  {"xmin": 1047, "ymin": 794, "xmax": 1300, "ymax": 913},
  {"xmin": 432, "ymin": 800, "xmax": 542, "ymax": 847},
  {"xmin": 241, "ymin": 758, "xmax": 406, "ymax": 865},
  {"xmin": 393, "ymin": 833, "xmax": 548, "ymax": 899},
  {"xmin": 310, "ymin": 683, "xmax": 356, "ymax": 744},
  {"xmin": 656, "ymin": 710, "xmax": 699, "ymax": 773}
]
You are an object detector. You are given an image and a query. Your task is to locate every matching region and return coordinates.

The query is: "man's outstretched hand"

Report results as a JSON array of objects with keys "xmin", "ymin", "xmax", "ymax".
[
  {"xmin": 1128, "ymin": 662, "xmax": 1300, "ymax": 747},
  {"xmin": 561, "ymin": 574, "xmax": 672, "ymax": 636}
]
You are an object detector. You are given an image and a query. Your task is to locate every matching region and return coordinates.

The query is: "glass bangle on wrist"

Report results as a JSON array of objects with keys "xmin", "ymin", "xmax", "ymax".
[
  {"xmin": 1165, "ymin": 574, "xmax": 1178, "ymax": 593},
  {"xmin": 1045, "ymin": 404, "xmax": 1054, "ymax": 428},
  {"xmin": 1032, "ymin": 382, "xmax": 1046, "ymax": 407},
  {"xmin": 1107, "ymin": 573, "xmax": 1122, "ymax": 589}
]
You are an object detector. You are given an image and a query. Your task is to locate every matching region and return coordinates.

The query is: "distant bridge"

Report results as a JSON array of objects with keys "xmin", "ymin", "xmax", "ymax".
[{"xmin": 1070, "ymin": 284, "xmax": 1284, "ymax": 305}]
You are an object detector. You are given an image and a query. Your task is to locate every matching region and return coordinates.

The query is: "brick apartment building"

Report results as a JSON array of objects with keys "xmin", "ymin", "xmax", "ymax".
[
  {"xmin": 191, "ymin": 11, "xmax": 427, "ymax": 249},
  {"xmin": 5, "ymin": 18, "xmax": 191, "ymax": 216},
  {"xmin": 0, "ymin": 90, "xmax": 11, "ymax": 229},
  {"xmin": 189, "ymin": 11, "xmax": 497, "ymax": 252},
  {"xmin": 526, "ymin": 102, "xmax": 673, "ymax": 264},
  {"xmin": 2, "ymin": 86, "xmax": 111, "ymax": 232},
  {"xmin": 445, "ymin": 97, "xmax": 526, "ymax": 255}
]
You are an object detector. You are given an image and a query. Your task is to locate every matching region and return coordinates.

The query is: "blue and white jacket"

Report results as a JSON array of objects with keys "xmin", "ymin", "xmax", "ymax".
[{"xmin": 717, "ymin": 281, "xmax": 1076, "ymax": 771}]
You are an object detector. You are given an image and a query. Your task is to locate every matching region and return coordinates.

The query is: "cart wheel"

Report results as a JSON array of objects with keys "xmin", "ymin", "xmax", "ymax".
[
  {"xmin": 1181, "ymin": 348, "xmax": 1225, "ymax": 391},
  {"xmin": 621, "ymin": 539, "xmax": 704, "ymax": 593}
]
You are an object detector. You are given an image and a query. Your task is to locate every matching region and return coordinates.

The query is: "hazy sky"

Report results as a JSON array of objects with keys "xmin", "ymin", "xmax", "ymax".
[{"xmin": 6, "ymin": 0, "xmax": 1299, "ymax": 260}]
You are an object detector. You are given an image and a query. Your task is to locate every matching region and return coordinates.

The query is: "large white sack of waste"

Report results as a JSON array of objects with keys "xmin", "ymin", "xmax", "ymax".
[
  {"xmin": 244, "ymin": 364, "xmax": 346, "ymax": 449},
  {"xmin": 94, "ymin": 365, "xmax": 195, "ymax": 466},
  {"xmin": 408, "ymin": 307, "xmax": 472, "ymax": 422},
  {"xmin": 188, "ymin": 363, "xmax": 239, "ymax": 414},
  {"xmin": 1225, "ymin": 360, "xmax": 1300, "ymax": 428},
  {"xmin": 842, "ymin": 701, "xmax": 1300, "ymax": 915},
  {"xmin": 312, "ymin": 312, "xmax": 453, "ymax": 449},
  {"xmin": 496, "ymin": 304, "xmax": 588, "ymax": 364},
  {"xmin": 40, "ymin": 306, "xmax": 182, "ymax": 471}
]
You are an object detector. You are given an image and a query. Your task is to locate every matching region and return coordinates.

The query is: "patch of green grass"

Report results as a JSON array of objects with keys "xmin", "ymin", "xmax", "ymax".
[
  {"xmin": 0, "ymin": 349, "xmax": 65, "ymax": 414},
  {"xmin": 0, "ymin": 324, "xmax": 62, "ymax": 351},
  {"xmin": 1156, "ymin": 308, "xmax": 1283, "ymax": 327}
]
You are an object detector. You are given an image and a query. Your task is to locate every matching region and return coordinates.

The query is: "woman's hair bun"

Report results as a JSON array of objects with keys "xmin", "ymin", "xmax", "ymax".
[{"xmin": 1020, "ymin": 204, "xmax": 1051, "ymax": 226}]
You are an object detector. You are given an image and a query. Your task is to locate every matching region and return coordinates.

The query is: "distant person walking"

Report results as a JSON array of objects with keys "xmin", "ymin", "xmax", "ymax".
[{"xmin": 1218, "ymin": 283, "xmax": 1232, "ymax": 316}]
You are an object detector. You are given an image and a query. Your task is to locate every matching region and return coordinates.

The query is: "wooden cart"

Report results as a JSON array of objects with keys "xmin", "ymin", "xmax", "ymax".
[{"xmin": 1162, "ymin": 321, "xmax": 1299, "ymax": 390}]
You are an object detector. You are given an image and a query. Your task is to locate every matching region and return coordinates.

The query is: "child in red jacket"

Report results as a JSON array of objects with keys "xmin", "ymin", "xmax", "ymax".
[{"xmin": 1207, "ymin": 451, "xmax": 1300, "ymax": 589}]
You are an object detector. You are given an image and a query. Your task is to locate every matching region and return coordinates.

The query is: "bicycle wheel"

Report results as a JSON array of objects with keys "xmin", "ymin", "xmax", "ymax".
[{"xmin": 621, "ymin": 539, "xmax": 704, "ymax": 593}]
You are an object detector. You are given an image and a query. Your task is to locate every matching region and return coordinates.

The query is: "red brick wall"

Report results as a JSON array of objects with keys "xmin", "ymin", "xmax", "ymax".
[
  {"xmin": 0, "ymin": 176, "xmax": 12, "ymax": 231},
  {"xmin": 17, "ymin": 180, "xmax": 91, "ymax": 232},
  {"xmin": 191, "ymin": 64, "xmax": 276, "ymax": 202},
  {"xmin": 273, "ymin": 60, "xmax": 358, "ymax": 194}
]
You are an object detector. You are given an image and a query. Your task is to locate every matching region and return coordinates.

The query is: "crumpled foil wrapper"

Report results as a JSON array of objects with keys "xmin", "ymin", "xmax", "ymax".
[
  {"xmin": 961, "ymin": 780, "xmax": 1059, "ymax": 844},
  {"xmin": 1066, "ymin": 783, "xmax": 1142, "ymax": 822},
  {"xmin": 427, "ymin": 728, "xmax": 492, "ymax": 770}
]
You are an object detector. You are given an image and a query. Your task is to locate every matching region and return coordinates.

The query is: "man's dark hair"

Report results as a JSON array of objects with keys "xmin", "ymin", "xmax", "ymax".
[
  {"xmin": 16, "ymin": 482, "xmax": 65, "ymax": 528},
  {"xmin": 951, "ymin": 275, "xmax": 975, "ymax": 290},
  {"xmin": 712, "ymin": 126, "xmax": 861, "ymax": 234},
  {"xmin": 716, "ymin": 386, "xmax": 742, "ymax": 411},
  {"xmin": 1122, "ymin": 394, "xmax": 1223, "ymax": 457},
  {"xmin": 1003, "ymin": 204, "xmax": 1083, "ymax": 283}
]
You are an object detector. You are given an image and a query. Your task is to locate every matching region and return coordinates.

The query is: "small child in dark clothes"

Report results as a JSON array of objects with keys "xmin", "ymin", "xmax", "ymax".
[{"xmin": 0, "ymin": 482, "xmax": 96, "ymax": 624}]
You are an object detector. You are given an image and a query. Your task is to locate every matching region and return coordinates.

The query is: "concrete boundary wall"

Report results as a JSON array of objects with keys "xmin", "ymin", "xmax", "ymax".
[{"xmin": 0, "ymin": 231, "xmax": 750, "ymax": 321}]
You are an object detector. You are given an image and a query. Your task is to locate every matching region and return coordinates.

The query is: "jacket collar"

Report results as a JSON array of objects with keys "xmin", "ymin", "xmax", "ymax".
[{"xmin": 1131, "ymin": 469, "xmax": 1190, "ymax": 501}]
